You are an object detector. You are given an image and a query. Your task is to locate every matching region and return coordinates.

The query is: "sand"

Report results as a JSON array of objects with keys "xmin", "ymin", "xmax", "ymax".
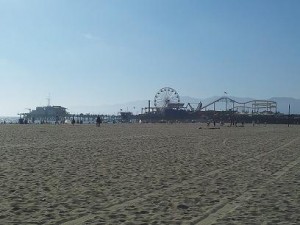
[{"xmin": 0, "ymin": 123, "xmax": 300, "ymax": 224}]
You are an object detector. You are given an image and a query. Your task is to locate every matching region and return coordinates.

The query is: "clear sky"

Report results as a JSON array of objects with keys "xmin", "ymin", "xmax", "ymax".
[{"xmin": 1, "ymin": 0, "xmax": 300, "ymax": 116}]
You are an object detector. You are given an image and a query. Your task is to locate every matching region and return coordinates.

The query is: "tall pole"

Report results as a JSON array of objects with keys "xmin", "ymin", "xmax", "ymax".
[
  {"xmin": 288, "ymin": 104, "xmax": 291, "ymax": 127},
  {"xmin": 224, "ymin": 92, "xmax": 228, "ymax": 111}
]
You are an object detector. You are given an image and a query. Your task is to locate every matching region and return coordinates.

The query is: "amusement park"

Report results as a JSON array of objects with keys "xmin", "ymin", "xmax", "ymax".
[
  {"xmin": 136, "ymin": 87, "xmax": 283, "ymax": 124},
  {"xmin": 18, "ymin": 87, "xmax": 299, "ymax": 125}
]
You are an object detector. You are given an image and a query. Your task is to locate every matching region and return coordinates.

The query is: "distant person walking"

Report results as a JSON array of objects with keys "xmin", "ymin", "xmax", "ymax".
[
  {"xmin": 72, "ymin": 117, "xmax": 75, "ymax": 126},
  {"xmin": 96, "ymin": 115, "xmax": 102, "ymax": 127}
]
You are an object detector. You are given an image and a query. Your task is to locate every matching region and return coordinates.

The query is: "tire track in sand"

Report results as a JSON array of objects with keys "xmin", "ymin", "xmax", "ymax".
[
  {"xmin": 192, "ymin": 137, "xmax": 300, "ymax": 225},
  {"xmin": 61, "ymin": 137, "xmax": 299, "ymax": 225}
]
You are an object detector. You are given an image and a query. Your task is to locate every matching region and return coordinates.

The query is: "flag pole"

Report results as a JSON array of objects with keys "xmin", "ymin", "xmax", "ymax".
[{"xmin": 288, "ymin": 104, "xmax": 291, "ymax": 127}]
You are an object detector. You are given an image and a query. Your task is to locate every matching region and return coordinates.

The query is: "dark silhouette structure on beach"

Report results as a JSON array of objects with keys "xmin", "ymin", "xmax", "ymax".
[{"xmin": 137, "ymin": 87, "xmax": 300, "ymax": 124}]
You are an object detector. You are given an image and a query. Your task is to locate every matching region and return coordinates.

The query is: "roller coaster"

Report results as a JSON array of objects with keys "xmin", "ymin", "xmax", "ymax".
[
  {"xmin": 139, "ymin": 88, "xmax": 279, "ymax": 123},
  {"xmin": 143, "ymin": 87, "xmax": 277, "ymax": 115},
  {"xmin": 193, "ymin": 96, "xmax": 277, "ymax": 114}
]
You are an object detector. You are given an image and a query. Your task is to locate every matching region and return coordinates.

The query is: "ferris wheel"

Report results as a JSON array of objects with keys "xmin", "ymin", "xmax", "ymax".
[{"xmin": 154, "ymin": 87, "xmax": 180, "ymax": 108}]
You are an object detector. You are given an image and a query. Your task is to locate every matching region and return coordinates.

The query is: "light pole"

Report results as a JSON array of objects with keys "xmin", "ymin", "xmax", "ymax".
[{"xmin": 288, "ymin": 104, "xmax": 291, "ymax": 127}]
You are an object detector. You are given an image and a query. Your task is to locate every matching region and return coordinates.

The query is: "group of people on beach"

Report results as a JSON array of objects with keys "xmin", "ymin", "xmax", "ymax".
[
  {"xmin": 70, "ymin": 115, "xmax": 102, "ymax": 127},
  {"xmin": 206, "ymin": 120, "xmax": 245, "ymax": 128}
]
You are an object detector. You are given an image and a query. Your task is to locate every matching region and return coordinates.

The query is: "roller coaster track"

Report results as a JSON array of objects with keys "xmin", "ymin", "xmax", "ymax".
[{"xmin": 200, "ymin": 97, "xmax": 277, "ymax": 112}]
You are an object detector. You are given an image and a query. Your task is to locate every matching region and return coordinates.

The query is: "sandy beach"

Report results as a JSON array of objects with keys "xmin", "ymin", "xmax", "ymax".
[{"xmin": 0, "ymin": 123, "xmax": 300, "ymax": 224}]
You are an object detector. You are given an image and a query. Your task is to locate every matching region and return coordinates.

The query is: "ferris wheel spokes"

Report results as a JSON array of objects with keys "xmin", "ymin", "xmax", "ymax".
[{"xmin": 154, "ymin": 87, "xmax": 180, "ymax": 108}]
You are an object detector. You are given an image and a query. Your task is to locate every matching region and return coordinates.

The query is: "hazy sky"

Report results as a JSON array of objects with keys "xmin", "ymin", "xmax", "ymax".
[{"xmin": 1, "ymin": 0, "xmax": 300, "ymax": 116}]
